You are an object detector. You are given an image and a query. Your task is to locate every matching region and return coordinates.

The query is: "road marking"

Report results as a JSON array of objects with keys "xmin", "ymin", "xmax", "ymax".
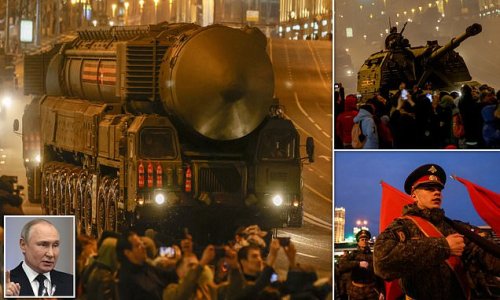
[
  {"xmin": 319, "ymin": 155, "xmax": 331, "ymax": 162},
  {"xmin": 304, "ymin": 212, "xmax": 332, "ymax": 227},
  {"xmin": 304, "ymin": 214, "xmax": 332, "ymax": 231},
  {"xmin": 304, "ymin": 217, "xmax": 332, "ymax": 231},
  {"xmin": 279, "ymin": 230, "xmax": 314, "ymax": 242},
  {"xmin": 304, "ymin": 183, "xmax": 332, "ymax": 203},
  {"xmin": 294, "ymin": 92, "xmax": 331, "ymax": 139},
  {"xmin": 306, "ymin": 41, "xmax": 330, "ymax": 92},
  {"xmin": 284, "ymin": 114, "xmax": 331, "ymax": 151},
  {"xmin": 283, "ymin": 237, "xmax": 331, "ymax": 252},
  {"xmin": 297, "ymin": 252, "xmax": 318, "ymax": 258}
]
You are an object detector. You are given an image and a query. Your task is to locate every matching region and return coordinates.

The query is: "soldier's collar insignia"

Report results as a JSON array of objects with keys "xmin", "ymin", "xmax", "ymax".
[
  {"xmin": 428, "ymin": 166, "xmax": 438, "ymax": 173},
  {"xmin": 397, "ymin": 231, "xmax": 406, "ymax": 242}
]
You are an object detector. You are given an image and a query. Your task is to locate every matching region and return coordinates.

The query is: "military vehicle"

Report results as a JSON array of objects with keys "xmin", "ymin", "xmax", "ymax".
[
  {"xmin": 18, "ymin": 23, "xmax": 313, "ymax": 239},
  {"xmin": 357, "ymin": 23, "xmax": 482, "ymax": 98},
  {"xmin": 0, "ymin": 47, "xmax": 15, "ymax": 82}
]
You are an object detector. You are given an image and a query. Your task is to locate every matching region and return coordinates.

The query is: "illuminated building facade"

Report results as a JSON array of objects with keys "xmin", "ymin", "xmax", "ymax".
[{"xmin": 334, "ymin": 207, "xmax": 346, "ymax": 243}]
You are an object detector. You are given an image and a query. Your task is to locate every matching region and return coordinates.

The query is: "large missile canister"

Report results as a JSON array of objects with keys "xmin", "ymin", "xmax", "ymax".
[{"xmin": 159, "ymin": 25, "xmax": 274, "ymax": 141}]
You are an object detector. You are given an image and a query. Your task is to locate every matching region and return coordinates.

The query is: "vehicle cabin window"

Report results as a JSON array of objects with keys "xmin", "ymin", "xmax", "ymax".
[
  {"xmin": 139, "ymin": 128, "xmax": 176, "ymax": 159},
  {"xmin": 259, "ymin": 130, "xmax": 295, "ymax": 160}
]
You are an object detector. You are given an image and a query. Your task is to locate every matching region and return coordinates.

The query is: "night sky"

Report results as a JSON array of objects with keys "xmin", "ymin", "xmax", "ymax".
[{"xmin": 334, "ymin": 151, "xmax": 500, "ymax": 237}]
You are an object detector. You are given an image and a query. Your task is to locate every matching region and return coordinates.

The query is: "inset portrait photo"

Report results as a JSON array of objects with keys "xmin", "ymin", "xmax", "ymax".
[{"xmin": 4, "ymin": 215, "xmax": 75, "ymax": 298}]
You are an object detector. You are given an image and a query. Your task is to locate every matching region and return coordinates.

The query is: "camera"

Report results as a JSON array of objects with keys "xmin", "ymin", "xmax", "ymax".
[
  {"xmin": 277, "ymin": 237, "xmax": 291, "ymax": 247},
  {"xmin": 159, "ymin": 246, "xmax": 176, "ymax": 258}
]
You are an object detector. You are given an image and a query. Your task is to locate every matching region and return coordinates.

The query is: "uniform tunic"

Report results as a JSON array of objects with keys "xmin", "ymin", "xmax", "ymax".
[
  {"xmin": 338, "ymin": 246, "xmax": 383, "ymax": 300},
  {"xmin": 374, "ymin": 203, "xmax": 500, "ymax": 300}
]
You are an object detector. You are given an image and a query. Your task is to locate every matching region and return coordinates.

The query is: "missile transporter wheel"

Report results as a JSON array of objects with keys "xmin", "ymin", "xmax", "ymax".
[
  {"xmin": 75, "ymin": 172, "xmax": 87, "ymax": 234},
  {"xmin": 57, "ymin": 169, "xmax": 68, "ymax": 215},
  {"xmin": 82, "ymin": 175, "xmax": 93, "ymax": 236},
  {"xmin": 41, "ymin": 168, "xmax": 52, "ymax": 214},
  {"xmin": 106, "ymin": 178, "xmax": 120, "ymax": 232},
  {"xmin": 96, "ymin": 176, "xmax": 112, "ymax": 237}
]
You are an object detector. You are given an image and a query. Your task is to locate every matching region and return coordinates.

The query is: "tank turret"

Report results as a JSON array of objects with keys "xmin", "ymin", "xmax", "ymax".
[{"xmin": 357, "ymin": 23, "xmax": 482, "ymax": 98}]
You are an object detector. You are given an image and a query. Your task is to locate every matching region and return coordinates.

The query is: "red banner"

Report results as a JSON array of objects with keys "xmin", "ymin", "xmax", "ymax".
[
  {"xmin": 380, "ymin": 181, "xmax": 413, "ymax": 232},
  {"xmin": 454, "ymin": 176, "xmax": 500, "ymax": 234},
  {"xmin": 380, "ymin": 181, "xmax": 414, "ymax": 300}
]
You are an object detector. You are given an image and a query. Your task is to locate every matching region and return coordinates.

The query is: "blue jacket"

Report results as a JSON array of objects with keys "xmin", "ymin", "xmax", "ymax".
[
  {"xmin": 481, "ymin": 104, "xmax": 500, "ymax": 147},
  {"xmin": 353, "ymin": 108, "xmax": 379, "ymax": 149}
]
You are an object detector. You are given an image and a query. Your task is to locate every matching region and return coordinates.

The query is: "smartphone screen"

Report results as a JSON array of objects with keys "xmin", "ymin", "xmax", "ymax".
[
  {"xmin": 159, "ymin": 246, "xmax": 175, "ymax": 258},
  {"xmin": 270, "ymin": 273, "xmax": 278, "ymax": 283},
  {"xmin": 426, "ymin": 93, "xmax": 433, "ymax": 102},
  {"xmin": 401, "ymin": 89, "xmax": 408, "ymax": 100}
]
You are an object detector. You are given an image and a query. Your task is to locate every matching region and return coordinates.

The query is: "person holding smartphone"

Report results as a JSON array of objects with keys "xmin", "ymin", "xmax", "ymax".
[{"xmin": 223, "ymin": 239, "xmax": 296, "ymax": 299}]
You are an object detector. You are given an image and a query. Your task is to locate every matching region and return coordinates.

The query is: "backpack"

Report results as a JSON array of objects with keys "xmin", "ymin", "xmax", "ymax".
[
  {"xmin": 452, "ymin": 113, "xmax": 465, "ymax": 138},
  {"xmin": 351, "ymin": 120, "xmax": 366, "ymax": 149}
]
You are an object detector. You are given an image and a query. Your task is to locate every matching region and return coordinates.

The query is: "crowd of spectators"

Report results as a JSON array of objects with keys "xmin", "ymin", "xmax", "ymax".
[
  {"xmin": 335, "ymin": 82, "xmax": 500, "ymax": 149},
  {"xmin": 75, "ymin": 225, "xmax": 332, "ymax": 300}
]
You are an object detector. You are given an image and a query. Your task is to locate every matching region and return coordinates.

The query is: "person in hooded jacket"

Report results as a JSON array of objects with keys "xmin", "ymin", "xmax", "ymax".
[
  {"xmin": 335, "ymin": 94, "xmax": 358, "ymax": 148},
  {"xmin": 353, "ymin": 105, "xmax": 379, "ymax": 149},
  {"xmin": 458, "ymin": 84, "xmax": 484, "ymax": 148},
  {"xmin": 80, "ymin": 237, "xmax": 120, "ymax": 300},
  {"xmin": 481, "ymin": 95, "xmax": 500, "ymax": 148}
]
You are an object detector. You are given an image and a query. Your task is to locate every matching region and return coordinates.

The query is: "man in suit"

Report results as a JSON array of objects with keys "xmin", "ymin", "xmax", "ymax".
[{"xmin": 5, "ymin": 218, "xmax": 74, "ymax": 297}]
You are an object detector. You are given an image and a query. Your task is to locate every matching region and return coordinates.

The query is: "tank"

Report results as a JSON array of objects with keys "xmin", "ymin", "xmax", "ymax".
[
  {"xmin": 357, "ymin": 23, "xmax": 482, "ymax": 98},
  {"xmin": 19, "ymin": 23, "xmax": 313, "ymax": 240}
]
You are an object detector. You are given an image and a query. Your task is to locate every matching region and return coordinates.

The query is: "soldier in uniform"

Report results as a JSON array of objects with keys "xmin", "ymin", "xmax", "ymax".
[
  {"xmin": 373, "ymin": 164, "xmax": 500, "ymax": 300},
  {"xmin": 337, "ymin": 230, "xmax": 384, "ymax": 300}
]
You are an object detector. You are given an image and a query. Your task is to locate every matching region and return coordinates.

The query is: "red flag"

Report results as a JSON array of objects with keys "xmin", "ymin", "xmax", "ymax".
[
  {"xmin": 380, "ymin": 181, "xmax": 414, "ymax": 300},
  {"xmin": 380, "ymin": 181, "xmax": 413, "ymax": 232},
  {"xmin": 454, "ymin": 176, "xmax": 500, "ymax": 234}
]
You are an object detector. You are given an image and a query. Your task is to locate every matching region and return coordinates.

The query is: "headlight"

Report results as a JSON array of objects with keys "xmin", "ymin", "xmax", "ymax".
[
  {"xmin": 272, "ymin": 194, "xmax": 283, "ymax": 206},
  {"xmin": 137, "ymin": 196, "xmax": 145, "ymax": 206},
  {"xmin": 155, "ymin": 192, "xmax": 166, "ymax": 205},
  {"xmin": 2, "ymin": 95, "xmax": 12, "ymax": 108}
]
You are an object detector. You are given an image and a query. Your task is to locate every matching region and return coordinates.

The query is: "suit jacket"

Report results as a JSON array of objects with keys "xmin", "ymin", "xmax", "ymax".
[{"xmin": 10, "ymin": 262, "xmax": 74, "ymax": 296}]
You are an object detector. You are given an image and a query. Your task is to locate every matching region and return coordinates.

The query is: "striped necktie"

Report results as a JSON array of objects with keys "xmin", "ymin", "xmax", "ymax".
[{"xmin": 35, "ymin": 274, "xmax": 46, "ymax": 296}]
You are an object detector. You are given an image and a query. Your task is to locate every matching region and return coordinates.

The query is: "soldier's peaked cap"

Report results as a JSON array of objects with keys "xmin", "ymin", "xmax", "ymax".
[
  {"xmin": 356, "ymin": 230, "xmax": 371, "ymax": 241},
  {"xmin": 404, "ymin": 164, "xmax": 446, "ymax": 194}
]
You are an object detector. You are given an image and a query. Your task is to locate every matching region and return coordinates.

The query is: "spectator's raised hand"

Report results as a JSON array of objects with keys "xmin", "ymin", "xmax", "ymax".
[
  {"xmin": 200, "ymin": 245, "xmax": 216, "ymax": 266},
  {"xmin": 224, "ymin": 246, "xmax": 239, "ymax": 270},
  {"xmin": 266, "ymin": 239, "xmax": 281, "ymax": 267},
  {"xmin": 283, "ymin": 241, "xmax": 297, "ymax": 268}
]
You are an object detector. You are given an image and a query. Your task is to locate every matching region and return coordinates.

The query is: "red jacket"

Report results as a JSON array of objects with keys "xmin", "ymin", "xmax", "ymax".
[{"xmin": 336, "ymin": 95, "xmax": 358, "ymax": 145}]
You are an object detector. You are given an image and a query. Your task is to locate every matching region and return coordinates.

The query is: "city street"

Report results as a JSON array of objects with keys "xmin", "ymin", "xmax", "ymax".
[{"xmin": 271, "ymin": 38, "xmax": 332, "ymax": 277}]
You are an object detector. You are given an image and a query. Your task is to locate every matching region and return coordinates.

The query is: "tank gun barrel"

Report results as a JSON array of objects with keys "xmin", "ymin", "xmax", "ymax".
[{"xmin": 428, "ymin": 23, "xmax": 482, "ymax": 63}]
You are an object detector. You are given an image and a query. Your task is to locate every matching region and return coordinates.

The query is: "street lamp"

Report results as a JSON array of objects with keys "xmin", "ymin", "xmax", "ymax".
[
  {"xmin": 154, "ymin": 0, "xmax": 159, "ymax": 23},
  {"xmin": 138, "ymin": 0, "xmax": 145, "ymax": 24},
  {"xmin": 112, "ymin": 3, "xmax": 117, "ymax": 19},
  {"xmin": 124, "ymin": 2, "xmax": 129, "ymax": 24}
]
